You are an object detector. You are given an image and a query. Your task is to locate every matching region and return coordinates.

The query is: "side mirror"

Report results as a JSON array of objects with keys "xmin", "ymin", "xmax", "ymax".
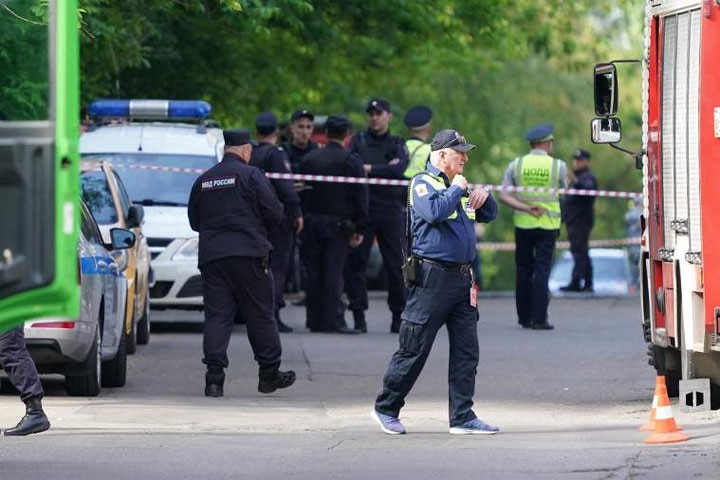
[
  {"xmin": 591, "ymin": 117, "xmax": 622, "ymax": 144},
  {"xmin": 110, "ymin": 228, "xmax": 136, "ymax": 250},
  {"xmin": 594, "ymin": 63, "xmax": 618, "ymax": 116},
  {"xmin": 126, "ymin": 205, "xmax": 144, "ymax": 229}
]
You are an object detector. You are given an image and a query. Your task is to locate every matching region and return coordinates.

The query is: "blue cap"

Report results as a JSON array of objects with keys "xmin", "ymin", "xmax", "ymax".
[
  {"xmin": 366, "ymin": 98, "xmax": 391, "ymax": 113},
  {"xmin": 404, "ymin": 105, "xmax": 432, "ymax": 128},
  {"xmin": 573, "ymin": 148, "xmax": 591, "ymax": 160},
  {"xmin": 525, "ymin": 123, "xmax": 554, "ymax": 143},
  {"xmin": 255, "ymin": 112, "xmax": 277, "ymax": 135}
]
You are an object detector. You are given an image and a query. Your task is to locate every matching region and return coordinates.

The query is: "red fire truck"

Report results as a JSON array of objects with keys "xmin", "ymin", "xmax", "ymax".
[{"xmin": 591, "ymin": 0, "xmax": 720, "ymax": 409}]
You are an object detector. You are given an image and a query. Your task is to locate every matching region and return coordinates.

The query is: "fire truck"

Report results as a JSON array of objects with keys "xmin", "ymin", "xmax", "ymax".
[{"xmin": 591, "ymin": 0, "xmax": 720, "ymax": 409}]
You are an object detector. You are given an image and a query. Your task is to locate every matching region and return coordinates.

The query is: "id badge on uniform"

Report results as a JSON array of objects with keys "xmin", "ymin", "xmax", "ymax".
[{"xmin": 470, "ymin": 284, "xmax": 478, "ymax": 308}]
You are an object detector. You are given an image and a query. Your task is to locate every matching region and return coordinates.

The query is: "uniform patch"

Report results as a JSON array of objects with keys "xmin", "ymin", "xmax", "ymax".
[
  {"xmin": 201, "ymin": 175, "xmax": 237, "ymax": 191},
  {"xmin": 414, "ymin": 183, "xmax": 429, "ymax": 197}
]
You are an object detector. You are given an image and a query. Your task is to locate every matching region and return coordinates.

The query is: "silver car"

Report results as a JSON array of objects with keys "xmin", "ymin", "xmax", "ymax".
[
  {"xmin": 549, "ymin": 248, "xmax": 634, "ymax": 297},
  {"xmin": 23, "ymin": 200, "xmax": 135, "ymax": 396}
]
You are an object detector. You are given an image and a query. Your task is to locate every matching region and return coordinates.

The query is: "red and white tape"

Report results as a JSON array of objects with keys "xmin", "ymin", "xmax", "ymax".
[
  {"xmin": 98, "ymin": 162, "xmax": 642, "ymax": 200},
  {"xmin": 478, "ymin": 237, "xmax": 642, "ymax": 251}
]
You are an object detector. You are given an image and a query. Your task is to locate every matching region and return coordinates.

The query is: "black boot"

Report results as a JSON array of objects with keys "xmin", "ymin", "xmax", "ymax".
[
  {"xmin": 258, "ymin": 363, "xmax": 296, "ymax": 394},
  {"xmin": 391, "ymin": 313, "xmax": 402, "ymax": 334},
  {"xmin": 353, "ymin": 311, "xmax": 367, "ymax": 333},
  {"xmin": 205, "ymin": 371, "xmax": 225, "ymax": 398},
  {"xmin": 559, "ymin": 280, "xmax": 582, "ymax": 292},
  {"xmin": 4, "ymin": 397, "xmax": 50, "ymax": 436}
]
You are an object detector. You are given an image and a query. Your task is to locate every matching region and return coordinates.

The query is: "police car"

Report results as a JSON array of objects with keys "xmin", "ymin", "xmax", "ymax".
[{"xmin": 80, "ymin": 100, "xmax": 223, "ymax": 310}]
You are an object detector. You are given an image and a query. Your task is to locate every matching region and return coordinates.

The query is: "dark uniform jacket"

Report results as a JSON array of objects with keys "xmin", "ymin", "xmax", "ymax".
[
  {"xmin": 562, "ymin": 167, "xmax": 598, "ymax": 229},
  {"xmin": 282, "ymin": 140, "xmax": 319, "ymax": 173},
  {"xmin": 299, "ymin": 142, "xmax": 369, "ymax": 233},
  {"xmin": 349, "ymin": 129, "xmax": 408, "ymax": 206},
  {"xmin": 250, "ymin": 142, "xmax": 301, "ymax": 220},
  {"xmin": 188, "ymin": 153, "xmax": 283, "ymax": 266}
]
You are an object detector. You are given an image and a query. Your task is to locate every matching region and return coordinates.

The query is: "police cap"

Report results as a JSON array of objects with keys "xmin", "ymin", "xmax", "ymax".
[
  {"xmin": 430, "ymin": 129, "xmax": 476, "ymax": 152},
  {"xmin": 525, "ymin": 123, "xmax": 554, "ymax": 143},
  {"xmin": 366, "ymin": 98, "xmax": 391, "ymax": 114},
  {"xmin": 290, "ymin": 109, "xmax": 314, "ymax": 122},
  {"xmin": 404, "ymin": 105, "xmax": 432, "ymax": 128},
  {"xmin": 223, "ymin": 128, "xmax": 251, "ymax": 147},
  {"xmin": 325, "ymin": 115, "xmax": 352, "ymax": 137},
  {"xmin": 573, "ymin": 148, "xmax": 591, "ymax": 160},
  {"xmin": 255, "ymin": 112, "xmax": 278, "ymax": 135}
]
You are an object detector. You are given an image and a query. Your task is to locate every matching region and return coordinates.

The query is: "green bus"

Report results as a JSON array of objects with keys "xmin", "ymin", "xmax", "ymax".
[{"xmin": 0, "ymin": 0, "xmax": 80, "ymax": 332}]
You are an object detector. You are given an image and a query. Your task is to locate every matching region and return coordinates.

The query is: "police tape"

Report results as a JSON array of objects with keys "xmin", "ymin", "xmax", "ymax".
[
  {"xmin": 98, "ymin": 162, "xmax": 643, "ymax": 200},
  {"xmin": 478, "ymin": 237, "xmax": 641, "ymax": 251}
]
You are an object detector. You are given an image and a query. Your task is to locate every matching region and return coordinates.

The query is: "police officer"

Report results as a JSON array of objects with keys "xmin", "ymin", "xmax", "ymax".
[
  {"xmin": 299, "ymin": 115, "xmax": 369, "ymax": 333},
  {"xmin": 403, "ymin": 105, "xmax": 433, "ymax": 178},
  {"xmin": 372, "ymin": 129, "xmax": 499, "ymax": 435},
  {"xmin": 282, "ymin": 109, "xmax": 319, "ymax": 172},
  {"xmin": 345, "ymin": 98, "xmax": 409, "ymax": 333},
  {"xmin": 560, "ymin": 148, "xmax": 598, "ymax": 292},
  {"xmin": 0, "ymin": 327, "xmax": 51, "ymax": 436},
  {"xmin": 499, "ymin": 123, "xmax": 567, "ymax": 330},
  {"xmin": 251, "ymin": 112, "xmax": 303, "ymax": 333},
  {"xmin": 188, "ymin": 129, "xmax": 296, "ymax": 397}
]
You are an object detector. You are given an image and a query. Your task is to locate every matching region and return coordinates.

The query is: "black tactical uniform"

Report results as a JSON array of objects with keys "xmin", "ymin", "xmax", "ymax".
[
  {"xmin": 283, "ymin": 140, "xmax": 319, "ymax": 173},
  {"xmin": 188, "ymin": 128, "xmax": 295, "ymax": 397},
  {"xmin": 344, "ymin": 99, "xmax": 409, "ymax": 333},
  {"xmin": 300, "ymin": 116, "xmax": 369, "ymax": 333}
]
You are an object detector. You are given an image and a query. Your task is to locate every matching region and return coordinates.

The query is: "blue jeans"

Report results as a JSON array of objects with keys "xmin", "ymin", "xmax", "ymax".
[{"xmin": 375, "ymin": 262, "xmax": 480, "ymax": 427}]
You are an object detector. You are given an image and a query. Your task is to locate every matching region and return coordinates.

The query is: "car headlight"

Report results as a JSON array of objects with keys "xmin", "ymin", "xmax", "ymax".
[
  {"xmin": 110, "ymin": 249, "xmax": 129, "ymax": 271},
  {"xmin": 172, "ymin": 238, "xmax": 199, "ymax": 261}
]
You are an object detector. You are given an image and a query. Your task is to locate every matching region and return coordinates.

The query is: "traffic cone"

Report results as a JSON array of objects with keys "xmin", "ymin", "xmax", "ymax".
[
  {"xmin": 644, "ymin": 378, "xmax": 689, "ymax": 445},
  {"xmin": 639, "ymin": 376, "xmax": 662, "ymax": 431}
]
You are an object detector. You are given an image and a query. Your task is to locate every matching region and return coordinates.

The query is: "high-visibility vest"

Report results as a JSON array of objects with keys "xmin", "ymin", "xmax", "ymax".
[
  {"xmin": 404, "ymin": 139, "xmax": 432, "ymax": 179},
  {"xmin": 512, "ymin": 154, "xmax": 562, "ymax": 230},
  {"xmin": 410, "ymin": 173, "xmax": 476, "ymax": 221}
]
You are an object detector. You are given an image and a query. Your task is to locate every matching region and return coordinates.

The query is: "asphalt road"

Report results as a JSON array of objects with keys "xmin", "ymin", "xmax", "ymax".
[{"xmin": 1, "ymin": 295, "xmax": 719, "ymax": 479}]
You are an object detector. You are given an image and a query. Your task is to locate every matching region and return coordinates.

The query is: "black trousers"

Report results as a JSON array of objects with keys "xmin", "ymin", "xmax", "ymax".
[
  {"xmin": 567, "ymin": 224, "xmax": 593, "ymax": 286},
  {"xmin": 200, "ymin": 256, "xmax": 282, "ymax": 371},
  {"xmin": 375, "ymin": 262, "xmax": 479, "ymax": 427},
  {"xmin": 300, "ymin": 214, "xmax": 350, "ymax": 332},
  {"xmin": 344, "ymin": 203, "xmax": 406, "ymax": 316},
  {"xmin": 515, "ymin": 228, "xmax": 558, "ymax": 326},
  {"xmin": 0, "ymin": 327, "xmax": 43, "ymax": 402},
  {"xmin": 269, "ymin": 219, "xmax": 294, "ymax": 316}
]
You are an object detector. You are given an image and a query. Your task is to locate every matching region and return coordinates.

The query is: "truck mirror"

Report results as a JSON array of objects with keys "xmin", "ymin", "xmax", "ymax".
[
  {"xmin": 594, "ymin": 63, "xmax": 618, "ymax": 116},
  {"xmin": 591, "ymin": 117, "xmax": 622, "ymax": 144}
]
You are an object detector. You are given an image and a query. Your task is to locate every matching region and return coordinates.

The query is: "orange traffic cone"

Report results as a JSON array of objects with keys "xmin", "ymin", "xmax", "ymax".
[
  {"xmin": 639, "ymin": 376, "xmax": 663, "ymax": 431},
  {"xmin": 644, "ymin": 377, "xmax": 689, "ymax": 445}
]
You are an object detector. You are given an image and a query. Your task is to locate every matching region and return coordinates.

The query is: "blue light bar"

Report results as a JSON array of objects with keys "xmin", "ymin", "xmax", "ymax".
[{"xmin": 89, "ymin": 99, "xmax": 212, "ymax": 119}]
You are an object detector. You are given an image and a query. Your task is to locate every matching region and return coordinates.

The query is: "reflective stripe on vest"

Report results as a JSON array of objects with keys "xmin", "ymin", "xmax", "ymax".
[
  {"xmin": 404, "ymin": 139, "xmax": 431, "ymax": 178},
  {"xmin": 512, "ymin": 154, "xmax": 561, "ymax": 230},
  {"xmin": 410, "ymin": 173, "xmax": 475, "ymax": 221}
]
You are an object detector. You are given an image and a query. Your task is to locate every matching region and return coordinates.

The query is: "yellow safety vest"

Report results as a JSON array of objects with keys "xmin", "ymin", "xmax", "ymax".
[
  {"xmin": 512, "ymin": 153, "xmax": 562, "ymax": 230},
  {"xmin": 410, "ymin": 173, "xmax": 476, "ymax": 221},
  {"xmin": 404, "ymin": 139, "xmax": 432, "ymax": 179}
]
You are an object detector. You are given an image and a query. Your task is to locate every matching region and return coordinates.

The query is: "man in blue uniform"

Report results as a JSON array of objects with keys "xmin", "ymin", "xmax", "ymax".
[
  {"xmin": 372, "ymin": 129, "xmax": 500, "ymax": 436},
  {"xmin": 251, "ymin": 112, "xmax": 303, "ymax": 333},
  {"xmin": 345, "ymin": 98, "xmax": 409, "ymax": 333},
  {"xmin": 560, "ymin": 149, "xmax": 598, "ymax": 292},
  {"xmin": 299, "ymin": 115, "xmax": 369, "ymax": 333},
  {"xmin": 188, "ymin": 129, "xmax": 296, "ymax": 397},
  {"xmin": 0, "ymin": 327, "xmax": 51, "ymax": 436}
]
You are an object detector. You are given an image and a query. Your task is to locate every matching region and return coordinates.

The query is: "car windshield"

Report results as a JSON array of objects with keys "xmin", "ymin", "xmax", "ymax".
[
  {"xmin": 80, "ymin": 171, "xmax": 118, "ymax": 224},
  {"xmin": 81, "ymin": 153, "xmax": 217, "ymax": 206},
  {"xmin": 551, "ymin": 254, "xmax": 628, "ymax": 282}
]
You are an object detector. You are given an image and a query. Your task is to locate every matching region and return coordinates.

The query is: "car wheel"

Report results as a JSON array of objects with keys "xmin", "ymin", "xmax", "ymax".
[
  {"xmin": 65, "ymin": 326, "xmax": 102, "ymax": 397},
  {"xmin": 125, "ymin": 299, "xmax": 138, "ymax": 355},
  {"xmin": 136, "ymin": 291, "xmax": 150, "ymax": 346},
  {"xmin": 101, "ymin": 327, "xmax": 127, "ymax": 388}
]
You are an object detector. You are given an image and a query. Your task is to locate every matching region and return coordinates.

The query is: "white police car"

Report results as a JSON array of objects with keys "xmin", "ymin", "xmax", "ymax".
[{"xmin": 80, "ymin": 100, "xmax": 223, "ymax": 310}]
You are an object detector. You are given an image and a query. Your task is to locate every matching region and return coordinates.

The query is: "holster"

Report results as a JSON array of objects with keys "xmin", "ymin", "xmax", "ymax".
[
  {"xmin": 335, "ymin": 218, "xmax": 356, "ymax": 241},
  {"xmin": 402, "ymin": 256, "xmax": 422, "ymax": 287}
]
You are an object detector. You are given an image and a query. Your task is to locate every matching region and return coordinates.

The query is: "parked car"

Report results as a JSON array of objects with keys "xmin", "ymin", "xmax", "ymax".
[
  {"xmin": 80, "ymin": 161, "xmax": 151, "ymax": 353},
  {"xmin": 549, "ymin": 248, "xmax": 634, "ymax": 297},
  {"xmin": 22, "ymin": 200, "xmax": 135, "ymax": 396}
]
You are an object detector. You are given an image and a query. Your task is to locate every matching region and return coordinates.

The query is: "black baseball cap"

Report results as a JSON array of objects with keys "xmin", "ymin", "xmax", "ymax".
[
  {"xmin": 223, "ymin": 129, "xmax": 251, "ymax": 146},
  {"xmin": 290, "ymin": 109, "xmax": 314, "ymax": 122},
  {"xmin": 366, "ymin": 98, "xmax": 391, "ymax": 113},
  {"xmin": 404, "ymin": 105, "xmax": 432, "ymax": 128},
  {"xmin": 573, "ymin": 148, "xmax": 591, "ymax": 160},
  {"xmin": 430, "ymin": 129, "xmax": 476, "ymax": 152},
  {"xmin": 254, "ymin": 112, "xmax": 277, "ymax": 135}
]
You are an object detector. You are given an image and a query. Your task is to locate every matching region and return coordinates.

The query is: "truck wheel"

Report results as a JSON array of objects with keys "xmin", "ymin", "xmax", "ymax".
[
  {"xmin": 136, "ymin": 291, "xmax": 150, "ymax": 345},
  {"xmin": 65, "ymin": 327, "xmax": 102, "ymax": 397},
  {"xmin": 125, "ymin": 299, "xmax": 138, "ymax": 355},
  {"xmin": 101, "ymin": 328, "xmax": 127, "ymax": 388}
]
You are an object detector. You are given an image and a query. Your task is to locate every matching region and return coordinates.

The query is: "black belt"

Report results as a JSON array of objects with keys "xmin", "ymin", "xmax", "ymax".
[{"xmin": 417, "ymin": 256, "xmax": 472, "ymax": 273}]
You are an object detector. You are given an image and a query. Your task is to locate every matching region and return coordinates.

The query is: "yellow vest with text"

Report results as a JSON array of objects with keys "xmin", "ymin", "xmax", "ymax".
[
  {"xmin": 512, "ymin": 154, "xmax": 562, "ymax": 230},
  {"xmin": 404, "ymin": 139, "xmax": 432, "ymax": 179},
  {"xmin": 410, "ymin": 173, "xmax": 475, "ymax": 221}
]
